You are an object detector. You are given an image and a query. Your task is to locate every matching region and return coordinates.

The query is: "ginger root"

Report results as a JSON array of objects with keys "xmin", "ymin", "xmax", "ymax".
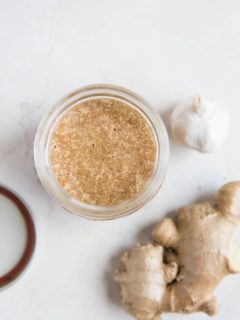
[
  {"xmin": 114, "ymin": 244, "xmax": 177, "ymax": 320},
  {"xmin": 115, "ymin": 182, "xmax": 240, "ymax": 319}
]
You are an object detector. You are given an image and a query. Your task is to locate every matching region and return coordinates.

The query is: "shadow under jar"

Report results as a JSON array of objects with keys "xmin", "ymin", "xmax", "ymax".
[{"xmin": 34, "ymin": 84, "xmax": 169, "ymax": 220}]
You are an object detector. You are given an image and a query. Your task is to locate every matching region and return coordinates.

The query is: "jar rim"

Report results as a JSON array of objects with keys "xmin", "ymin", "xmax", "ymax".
[{"xmin": 34, "ymin": 84, "xmax": 169, "ymax": 220}]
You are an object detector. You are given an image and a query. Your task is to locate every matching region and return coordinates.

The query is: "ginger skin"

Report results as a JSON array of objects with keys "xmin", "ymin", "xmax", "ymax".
[
  {"xmin": 115, "ymin": 182, "xmax": 240, "ymax": 319},
  {"xmin": 114, "ymin": 244, "xmax": 177, "ymax": 320}
]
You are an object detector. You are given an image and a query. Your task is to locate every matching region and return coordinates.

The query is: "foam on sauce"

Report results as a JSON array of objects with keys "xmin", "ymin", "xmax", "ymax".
[{"xmin": 49, "ymin": 98, "xmax": 156, "ymax": 206}]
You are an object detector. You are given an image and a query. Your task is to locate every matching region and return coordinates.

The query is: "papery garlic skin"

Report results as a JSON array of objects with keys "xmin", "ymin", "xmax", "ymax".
[{"xmin": 170, "ymin": 96, "xmax": 230, "ymax": 153}]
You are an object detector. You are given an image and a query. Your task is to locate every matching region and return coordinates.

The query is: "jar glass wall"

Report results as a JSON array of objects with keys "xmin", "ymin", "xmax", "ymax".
[{"xmin": 34, "ymin": 84, "xmax": 169, "ymax": 220}]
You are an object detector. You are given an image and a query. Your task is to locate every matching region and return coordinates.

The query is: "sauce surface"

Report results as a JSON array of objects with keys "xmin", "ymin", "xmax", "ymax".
[{"xmin": 49, "ymin": 98, "xmax": 156, "ymax": 206}]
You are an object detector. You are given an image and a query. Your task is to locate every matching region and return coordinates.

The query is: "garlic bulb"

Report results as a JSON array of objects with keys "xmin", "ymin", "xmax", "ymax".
[{"xmin": 170, "ymin": 96, "xmax": 230, "ymax": 153}]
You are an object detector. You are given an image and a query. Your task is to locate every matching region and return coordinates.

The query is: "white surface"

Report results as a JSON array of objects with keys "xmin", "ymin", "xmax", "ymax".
[
  {"xmin": 0, "ymin": 0, "xmax": 240, "ymax": 319},
  {"xmin": 0, "ymin": 194, "xmax": 27, "ymax": 276}
]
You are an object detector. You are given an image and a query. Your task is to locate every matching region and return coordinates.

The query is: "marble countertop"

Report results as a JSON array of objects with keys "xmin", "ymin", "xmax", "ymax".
[{"xmin": 1, "ymin": 1, "xmax": 240, "ymax": 319}]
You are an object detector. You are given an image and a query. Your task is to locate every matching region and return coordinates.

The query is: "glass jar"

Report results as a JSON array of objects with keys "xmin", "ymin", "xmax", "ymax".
[{"xmin": 34, "ymin": 84, "xmax": 169, "ymax": 220}]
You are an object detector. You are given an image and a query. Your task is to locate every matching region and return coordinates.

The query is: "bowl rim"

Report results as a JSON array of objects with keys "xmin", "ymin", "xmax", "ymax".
[{"xmin": 0, "ymin": 185, "xmax": 36, "ymax": 289}]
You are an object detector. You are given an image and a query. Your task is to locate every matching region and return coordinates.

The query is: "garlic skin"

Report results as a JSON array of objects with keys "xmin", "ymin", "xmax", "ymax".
[{"xmin": 170, "ymin": 96, "xmax": 230, "ymax": 153}]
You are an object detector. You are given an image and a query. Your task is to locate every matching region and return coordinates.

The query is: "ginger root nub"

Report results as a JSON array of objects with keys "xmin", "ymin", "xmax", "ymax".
[{"xmin": 152, "ymin": 218, "xmax": 179, "ymax": 248}]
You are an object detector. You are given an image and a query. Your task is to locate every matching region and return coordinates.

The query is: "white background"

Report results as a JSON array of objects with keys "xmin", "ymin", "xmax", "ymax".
[{"xmin": 0, "ymin": 1, "xmax": 240, "ymax": 319}]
